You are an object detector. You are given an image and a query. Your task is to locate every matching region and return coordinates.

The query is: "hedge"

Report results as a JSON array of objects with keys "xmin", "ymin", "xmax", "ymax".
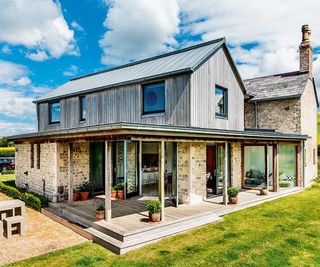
[
  {"xmin": 0, "ymin": 147, "xmax": 15, "ymax": 157},
  {"xmin": 0, "ymin": 181, "xmax": 48, "ymax": 211}
]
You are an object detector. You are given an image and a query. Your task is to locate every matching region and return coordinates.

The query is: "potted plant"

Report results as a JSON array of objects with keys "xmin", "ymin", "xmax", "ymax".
[
  {"xmin": 73, "ymin": 188, "xmax": 79, "ymax": 202},
  {"xmin": 111, "ymin": 186, "xmax": 117, "ymax": 199},
  {"xmin": 79, "ymin": 181, "xmax": 94, "ymax": 201},
  {"xmin": 96, "ymin": 203, "xmax": 105, "ymax": 220},
  {"xmin": 227, "ymin": 187, "xmax": 239, "ymax": 204},
  {"xmin": 116, "ymin": 182, "xmax": 124, "ymax": 200},
  {"xmin": 146, "ymin": 199, "xmax": 161, "ymax": 222}
]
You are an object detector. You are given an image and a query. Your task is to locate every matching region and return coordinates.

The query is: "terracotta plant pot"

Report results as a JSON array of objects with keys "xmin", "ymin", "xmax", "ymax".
[
  {"xmin": 228, "ymin": 196, "xmax": 238, "ymax": 204},
  {"xmin": 96, "ymin": 210, "xmax": 105, "ymax": 220},
  {"xmin": 259, "ymin": 189, "xmax": 268, "ymax": 195},
  {"xmin": 73, "ymin": 192, "xmax": 79, "ymax": 202},
  {"xmin": 111, "ymin": 190, "xmax": 118, "ymax": 199},
  {"xmin": 149, "ymin": 212, "xmax": 161, "ymax": 222},
  {"xmin": 80, "ymin": 191, "xmax": 89, "ymax": 201},
  {"xmin": 118, "ymin": 190, "xmax": 124, "ymax": 200}
]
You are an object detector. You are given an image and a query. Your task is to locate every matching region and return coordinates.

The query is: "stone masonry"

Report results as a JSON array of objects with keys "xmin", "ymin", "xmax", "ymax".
[
  {"xmin": 230, "ymin": 142, "xmax": 242, "ymax": 188},
  {"xmin": 177, "ymin": 142, "xmax": 206, "ymax": 204},
  {"xmin": 244, "ymin": 98, "xmax": 301, "ymax": 133}
]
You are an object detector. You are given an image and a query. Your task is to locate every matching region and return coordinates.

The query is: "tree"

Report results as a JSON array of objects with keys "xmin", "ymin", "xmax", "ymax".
[{"xmin": 0, "ymin": 136, "xmax": 14, "ymax": 147}]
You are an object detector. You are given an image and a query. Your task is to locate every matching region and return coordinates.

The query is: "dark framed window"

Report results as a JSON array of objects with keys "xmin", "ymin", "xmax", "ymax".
[
  {"xmin": 143, "ymin": 82, "xmax": 165, "ymax": 115},
  {"xmin": 36, "ymin": 144, "xmax": 41, "ymax": 169},
  {"xmin": 215, "ymin": 86, "xmax": 228, "ymax": 118},
  {"xmin": 49, "ymin": 102, "xmax": 60, "ymax": 124},
  {"xmin": 79, "ymin": 96, "xmax": 86, "ymax": 121},
  {"xmin": 30, "ymin": 143, "xmax": 34, "ymax": 168}
]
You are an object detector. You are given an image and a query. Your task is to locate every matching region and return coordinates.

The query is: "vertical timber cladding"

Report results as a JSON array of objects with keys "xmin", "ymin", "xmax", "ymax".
[{"xmin": 177, "ymin": 142, "xmax": 206, "ymax": 204}]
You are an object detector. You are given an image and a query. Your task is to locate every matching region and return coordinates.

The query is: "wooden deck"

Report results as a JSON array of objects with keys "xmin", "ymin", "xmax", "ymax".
[{"xmin": 46, "ymin": 187, "xmax": 303, "ymax": 254}]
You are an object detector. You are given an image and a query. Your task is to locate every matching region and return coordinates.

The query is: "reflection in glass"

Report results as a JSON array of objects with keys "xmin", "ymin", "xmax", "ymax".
[
  {"xmin": 244, "ymin": 146, "xmax": 267, "ymax": 189},
  {"xmin": 279, "ymin": 145, "xmax": 296, "ymax": 189}
]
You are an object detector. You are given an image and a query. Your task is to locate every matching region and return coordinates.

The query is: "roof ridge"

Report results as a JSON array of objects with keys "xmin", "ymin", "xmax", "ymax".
[
  {"xmin": 244, "ymin": 70, "xmax": 309, "ymax": 81},
  {"xmin": 71, "ymin": 37, "xmax": 225, "ymax": 81}
]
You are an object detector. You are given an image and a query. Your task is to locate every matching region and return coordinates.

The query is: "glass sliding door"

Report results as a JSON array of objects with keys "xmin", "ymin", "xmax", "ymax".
[
  {"xmin": 216, "ymin": 144, "xmax": 225, "ymax": 195},
  {"xmin": 279, "ymin": 145, "xmax": 297, "ymax": 189},
  {"xmin": 165, "ymin": 142, "xmax": 178, "ymax": 206},
  {"xmin": 244, "ymin": 146, "xmax": 267, "ymax": 189}
]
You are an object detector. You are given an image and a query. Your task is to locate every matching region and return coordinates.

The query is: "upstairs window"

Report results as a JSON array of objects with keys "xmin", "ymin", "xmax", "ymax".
[
  {"xmin": 49, "ymin": 102, "xmax": 60, "ymax": 124},
  {"xmin": 143, "ymin": 82, "xmax": 165, "ymax": 115},
  {"xmin": 215, "ymin": 86, "xmax": 228, "ymax": 118},
  {"xmin": 79, "ymin": 96, "xmax": 86, "ymax": 121}
]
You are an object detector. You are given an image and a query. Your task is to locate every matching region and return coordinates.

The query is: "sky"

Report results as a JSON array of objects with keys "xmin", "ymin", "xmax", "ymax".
[{"xmin": 0, "ymin": 0, "xmax": 320, "ymax": 136}]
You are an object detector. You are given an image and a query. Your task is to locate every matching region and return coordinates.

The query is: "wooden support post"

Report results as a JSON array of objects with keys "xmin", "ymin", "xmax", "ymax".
[
  {"xmin": 139, "ymin": 141, "xmax": 142, "ymax": 195},
  {"xmin": 274, "ymin": 144, "xmax": 279, "ymax": 192},
  {"xmin": 266, "ymin": 145, "xmax": 269, "ymax": 191},
  {"xmin": 223, "ymin": 142, "xmax": 228, "ymax": 205},
  {"xmin": 160, "ymin": 141, "xmax": 165, "ymax": 221},
  {"xmin": 67, "ymin": 143, "xmax": 73, "ymax": 205},
  {"xmin": 105, "ymin": 141, "xmax": 112, "ymax": 222},
  {"xmin": 124, "ymin": 140, "xmax": 127, "ymax": 200}
]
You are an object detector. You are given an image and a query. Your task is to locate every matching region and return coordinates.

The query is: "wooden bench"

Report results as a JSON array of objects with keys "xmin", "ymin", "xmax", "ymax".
[
  {"xmin": 0, "ymin": 220, "xmax": 3, "ymax": 240},
  {"xmin": 3, "ymin": 216, "xmax": 25, "ymax": 239}
]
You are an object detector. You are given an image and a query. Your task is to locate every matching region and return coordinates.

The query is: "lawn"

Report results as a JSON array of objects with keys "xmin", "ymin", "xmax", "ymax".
[{"xmin": 6, "ymin": 182, "xmax": 320, "ymax": 267}]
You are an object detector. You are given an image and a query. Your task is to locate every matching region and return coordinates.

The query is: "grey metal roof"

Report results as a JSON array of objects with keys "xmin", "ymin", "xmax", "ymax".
[
  {"xmin": 243, "ymin": 71, "xmax": 309, "ymax": 102},
  {"xmin": 7, "ymin": 122, "xmax": 308, "ymax": 141},
  {"xmin": 36, "ymin": 38, "xmax": 227, "ymax": 103}
]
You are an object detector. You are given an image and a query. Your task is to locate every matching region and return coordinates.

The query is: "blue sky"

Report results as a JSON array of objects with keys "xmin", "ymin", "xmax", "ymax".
[{"xmin": 0, "ymin": 0, "xmax": 319, "ymax": 136}]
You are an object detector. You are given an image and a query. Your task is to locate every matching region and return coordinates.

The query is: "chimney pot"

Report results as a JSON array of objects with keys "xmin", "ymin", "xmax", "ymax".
[{"xmin": 299, "ymin": 25, "xmax": 313, "ymax": 74}]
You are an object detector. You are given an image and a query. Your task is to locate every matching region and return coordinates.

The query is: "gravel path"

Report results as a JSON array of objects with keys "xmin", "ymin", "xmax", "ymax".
[{"xmin": 0, "ymin": 193, "xmax": 87, "ymax": 266}]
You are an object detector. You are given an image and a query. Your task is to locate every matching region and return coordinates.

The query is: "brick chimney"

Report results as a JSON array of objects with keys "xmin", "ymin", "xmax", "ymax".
[{"xmin": 299, "ymin": 24, "xmax": 313, "ymax": 75}]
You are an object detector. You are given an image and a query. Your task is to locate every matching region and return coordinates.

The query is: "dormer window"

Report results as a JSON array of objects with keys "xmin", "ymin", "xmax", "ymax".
[
  {"xmin": 79, "ymin": 96, "xmax": 86, "ymax": 122},
  {"xmin": 215, "ymin": 86, "xmax": 228, "ymax": 118},
  {"xmin": 49, "ymin": 101, "xmax": 60, "ymax": 124},
  {"xmin": 143, "ymin": 82, "xmax": 165, "ymax": 115}
]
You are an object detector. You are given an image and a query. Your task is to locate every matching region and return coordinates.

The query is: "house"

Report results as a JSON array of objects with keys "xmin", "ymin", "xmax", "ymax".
[{"xmin": 8, "ymin": 25, "xmax": 317, "ymax": 224}]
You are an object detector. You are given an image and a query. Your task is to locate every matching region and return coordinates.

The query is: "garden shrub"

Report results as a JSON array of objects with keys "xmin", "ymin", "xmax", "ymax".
[
  {"xmin": 0, "ymin": 147, "xmax": 15, "ymax": 157},
  {"xmin": 1, "ymin": 170, "xmax": 15, "ymax": 175},
  {"xmin": 0, "ymin": 181, "xmax": 48, "ymax": 211}
]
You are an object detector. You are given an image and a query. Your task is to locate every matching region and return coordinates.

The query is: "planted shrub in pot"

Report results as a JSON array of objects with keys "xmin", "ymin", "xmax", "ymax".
[
  {"xmin": 111, "ymin": 186, "xmax": 117, "ymax": 199},
  {"xmin": 79, "ymin": 181, "xmax": 94, "ymax": 201},
  {"xmin": 227, "ymin": 187, "xmax": 239, "ymax": 204},
  {"xmin": 116, "ymin": 182, "xmax": 124, "ymax": 200},
  {"xmin": 96, "ymin": 203, "xmax": 105, "ymax": 220},
  {"xmin": 146, "ymin": 199, "xmax": 161, "ymax": 222},
  {"xmin": 73, "ymin": 188, "xmax": 79, "ymax": 202}
]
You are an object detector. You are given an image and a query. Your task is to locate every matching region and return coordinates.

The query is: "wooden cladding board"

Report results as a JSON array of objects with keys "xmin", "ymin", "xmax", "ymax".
[
  {"xmin": 190, "ymin": 48, "xmax": 244, "ymax": 130},
  {"xmin": 38, "ymin": 74, "xmax": 191, "ymax": 132}
]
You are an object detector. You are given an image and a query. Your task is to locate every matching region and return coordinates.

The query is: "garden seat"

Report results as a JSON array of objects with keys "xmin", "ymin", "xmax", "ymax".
[{"xmin": 3, "ymin": 215, "xmax": 25, "ymax": 239}]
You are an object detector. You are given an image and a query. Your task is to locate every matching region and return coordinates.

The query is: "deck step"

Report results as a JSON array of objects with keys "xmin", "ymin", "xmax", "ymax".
[{"xmin": 88, "ymin": 212, "xmax": 223, "ymax": 253}]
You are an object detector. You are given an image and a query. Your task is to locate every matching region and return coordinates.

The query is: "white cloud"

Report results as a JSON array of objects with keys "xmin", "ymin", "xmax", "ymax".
[
  {"xmin": 0, "ymin": 88, "xmax": 35, "ymax": 119},
  {"xmin": 178, "ymin": 0, "xmax": 320, "ymax": 79},
  {"xmin": 0, "ymin": 0, "xmax": 79, "ymax": 60},
  {"xmin": 0, "ymin": 121, "xmax": 35, "ymax": 136},
  {"xmin": 0, "ymin": 60, "xmax": 29, "ymax": 86},
  {"xmin": 100, "ymin": 0, "xmax": 180, "ymax": 65},
  {"xmin": 16, "ymin": 77, "xmax": 31, "ymax": 86},
  {"xmin": 26, "ymin": 51, "xmax": 49, "ymax": 62},
  {"xmin": 71, "ymin": 21, "xmax": 84, "ymax": 32},
  {"xmin": 63, "ymin": 64, "xmax": 79, "ymax": 77}
]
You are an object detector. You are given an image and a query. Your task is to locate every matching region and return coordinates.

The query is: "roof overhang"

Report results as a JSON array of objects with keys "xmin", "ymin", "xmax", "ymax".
[{"xmin": 7, "ymin": 123, "xmax": 308, "ymax": 143}]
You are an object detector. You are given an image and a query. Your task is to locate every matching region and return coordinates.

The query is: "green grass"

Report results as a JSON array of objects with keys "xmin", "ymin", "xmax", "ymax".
[
  {"xmin": 6, "ymin": 182, "xmax": 320, "ymax": 267},
  {"xmin": 0, "ymin": 173, "xmax": 15, "ymax": 183}
]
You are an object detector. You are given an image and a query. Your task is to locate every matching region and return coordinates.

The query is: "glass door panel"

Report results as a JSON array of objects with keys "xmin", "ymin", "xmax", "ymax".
[
  {"xmin": 244, "ymin": 146, "xmax": 267, "ymax": 189},
  {"xmin": 267, "ymin": 146, "xmax": 273, "ymax": 191},
  {"xmin": 279, "ymin": 145, "xmax": 296, "ymax": 189}
]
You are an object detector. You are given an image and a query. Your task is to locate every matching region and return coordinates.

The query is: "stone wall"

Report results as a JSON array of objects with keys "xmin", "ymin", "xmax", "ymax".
[
  {"xmin": 231, "ymin": 142, "xmax": 242, "ymax": 188},
  {"xmin": 301, "ymin": 79, "xmax": 318, "ymax": 184},
  {"xmin": 127, "ymin": 142, "xmax": 137, "ymax": 194},
  {"xmin": 16, "ymin": 143, "xmax": 57, "ymax": 200},
  {"xmin": 177, "ymin": 142, "xmax": 206, "ymax": 204},
  {"xmin": 244, "ymin": 99, "xmax": 301, "ymax": 133}
]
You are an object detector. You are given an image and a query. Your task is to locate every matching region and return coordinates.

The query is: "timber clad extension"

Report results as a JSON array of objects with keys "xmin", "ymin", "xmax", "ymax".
[{"xmin": 8, "ymin": 26, "xmax": 317, "ymax": 224}]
